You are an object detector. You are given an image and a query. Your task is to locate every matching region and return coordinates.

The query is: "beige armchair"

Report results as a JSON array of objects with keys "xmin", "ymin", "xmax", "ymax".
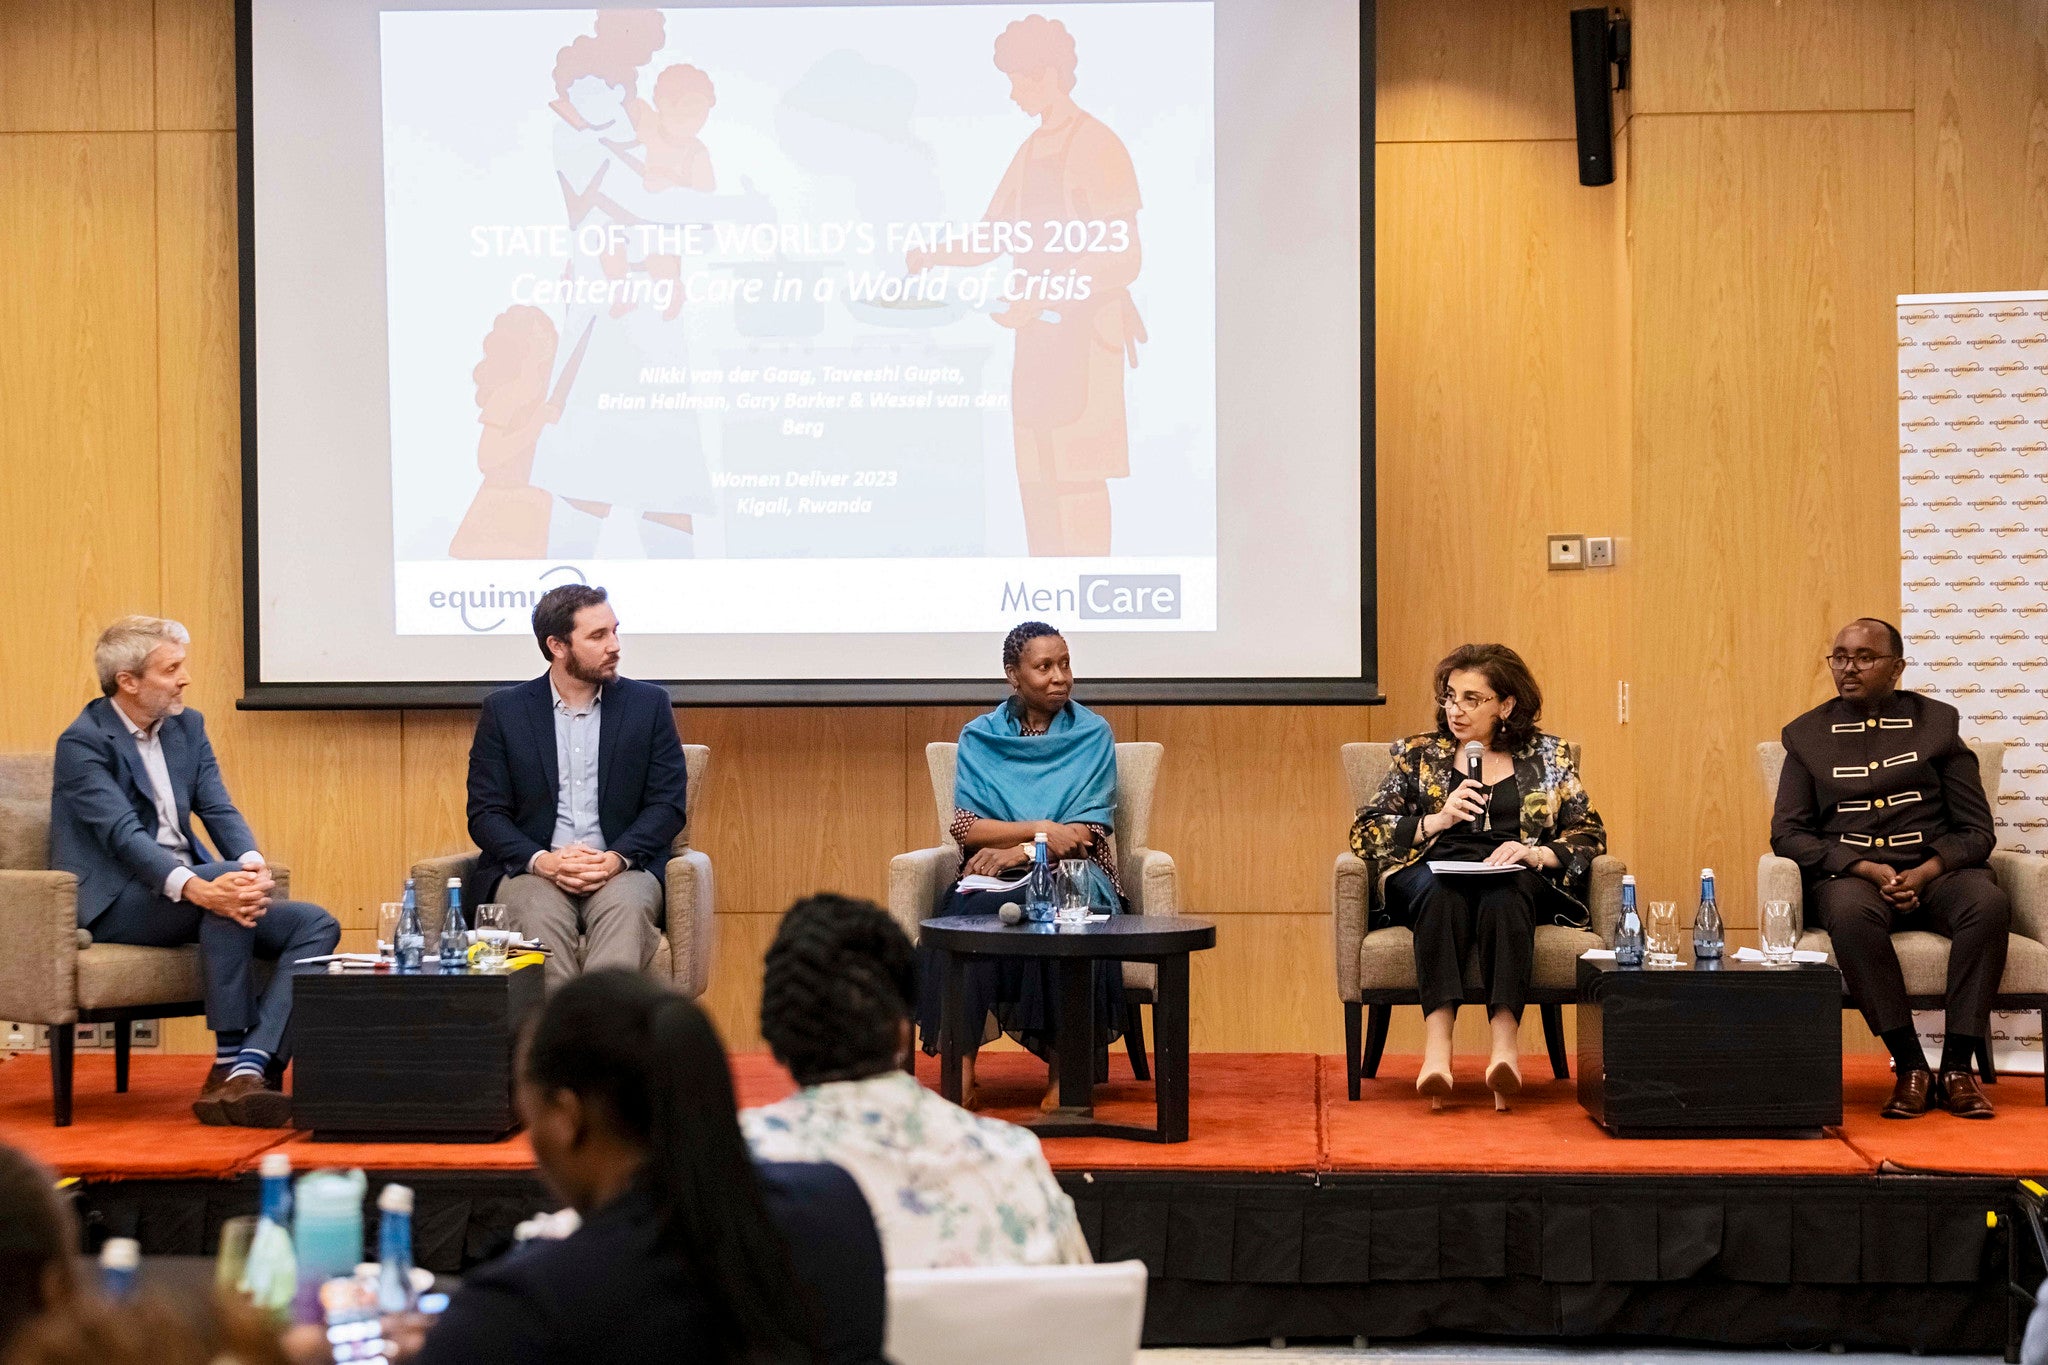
[
  {"xmin": 412, "ymin": 744, "xmax": 715, "ymax": 996},
  {"xmin": 0, "ymin": 753, "xmax": 292, "ymax": 1126},
  {"xmin": 1755, "ymin": 739, "xmax": 2048, "ymax": 1097},
  {"xmin": 888, "ymin": 741, "xmax": 1177, "ymax": 1077},
  {"xmin": 1333, "ymin": 741, "xmax": 1627, "ymax": 1100}
]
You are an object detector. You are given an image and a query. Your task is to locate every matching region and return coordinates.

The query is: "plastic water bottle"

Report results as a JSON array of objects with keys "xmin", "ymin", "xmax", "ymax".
[
  {"xmin": 375, "ymin": 1184, "xmax": 416, "ymax": 1314},
  {"xmin": 240, "ymin": 1152, "xmax": 297, "ymax": 1320},
  {"xmin": 293, "ymin": 1168, "xmax": 367, "ymax": 1324},
  {"xmin": 395, "ymin": 878, "xmax": 424, "ymax": 972},
  {"xmin": 439, "ymin": 877, "xmax": 468, "ymax": 970},
  {"xmin": 1614, "ymin": 874, "xmax": 1644, "ymax": 967},
  {"xmin": 1693, "ymin": 867, "xmax": 1724, "ymax": 960},
  {"xmin": 1024, "ymin": 833, "xmax": 1056, "ymax": 923},
  {"xmin": 98, "ymin": 1237, "xmax": 139, "ymax": 1300}
]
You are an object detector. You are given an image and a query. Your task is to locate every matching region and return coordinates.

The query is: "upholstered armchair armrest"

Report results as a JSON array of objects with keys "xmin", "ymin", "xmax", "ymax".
[
  {"xmin": 888, "ymin": 846, "xmax": 959, "ymax": 943},
  {"xmin": 267, "ymin": 864, "xmax": 291, "ymax": 899},
  {"xmin": 1757, "ymin": 854, "xmax": 1804, "ymax": 922},
  {"xmin": 1332, "ymin": 852, "xmax": 1370, "ymax": 1003},
  {"xmin": 1588, "ymin": 855, "xmax": 1626, "ymax": 945},
  {"xmin": 0, "ymin": 871, "xmax": 78, "ymax": 1025},
  {"xmin": 411, "ymin": 852, "xmax": 480, "ymax": 938},
  {"xmin": 1990, "ymin": 849, "xmax": 2048, "ymax": 946},
  {"xmin": 1125, "ymin": 847, "xmax": 1176, "ymax": 917},
  {"xmin": 663, "ymin": 849, "xmax": 715, "ymax": 998}
]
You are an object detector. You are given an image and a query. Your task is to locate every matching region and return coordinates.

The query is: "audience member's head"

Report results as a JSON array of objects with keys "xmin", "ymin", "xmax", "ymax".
[
  {"xmin": 760, "ymin": 894, "xmax": 916, "ymax": 1087},
  {"xmin": 517, "ymin": 971, "xmax": 813, "ymax": 1361},
  {"xmin": 1, "ymin": 1292, "xmax": 287, "ymax": 1365},
  {"xmin": 0, "ymin": 1146, "xmax": 76, "ymax": 1357}
]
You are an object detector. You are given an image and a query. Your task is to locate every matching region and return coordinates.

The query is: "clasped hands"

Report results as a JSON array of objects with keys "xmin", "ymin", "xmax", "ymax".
[
  {"xmin": 1420, "ymin": 780, "xmax": 1557, "ymax": 870},
  {"xmin": 535, "ymin": 844, "xmax": 627, "ymax": 895},
  {"xmin": 1850, "ymin": 855, "xmax": 1943, "ymax": 912},
  {"xmin": 961, "ymin": 821, "xmax": 1095, "ymax": 878},
  {"xmin": 186, "ymin": 867, "xmax": 274, "ymax": 927}
]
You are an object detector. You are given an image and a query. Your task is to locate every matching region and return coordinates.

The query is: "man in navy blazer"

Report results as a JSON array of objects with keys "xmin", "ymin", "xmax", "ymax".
[
  {"xmin": 467, "ymin": 585, "xmax": 686, "ymax": 989},
  {"xmin": 50, "ymin": 617, "xmax": 340, "ymax": 1127}
]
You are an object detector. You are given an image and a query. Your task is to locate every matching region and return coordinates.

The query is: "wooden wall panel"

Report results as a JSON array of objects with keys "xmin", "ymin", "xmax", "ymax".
[
  {"xmin": 0, "ymin": 134, "xmax": 160, "ymax": 752},
  {"xmin": 154, "ymin": 0, "xmax": 237, "ymax": 131},
  {"xmin": 399, "ymin": 711, "xmax": 478, "ymax": 864},
  {"xmin": 1376, "ymin": 0, "xmax": 1586, "ymax": 143},
  {"xmin": 1914, "ymin": 0, "xmax": 2048, "ymax": 293},
  {"xmin": 0, "ymin": 0, "xmax": 154, "ymax": 132},
  {"xmin": 1375, "ymin": 138, "xmax": 1635, "ymax": 861},
  {"xmin": 1632, "ymin": 0, "xmax": 1915, "ymax": 115},
  {"xmin": 1630, "ymin": 112, "xmax": 1913, "ymax": 931}
]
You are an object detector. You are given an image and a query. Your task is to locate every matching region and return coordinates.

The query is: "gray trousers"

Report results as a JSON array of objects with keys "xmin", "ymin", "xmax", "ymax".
[{"xmin": 498, "ymin": 869, "xmax": 662, "ymax": 991}]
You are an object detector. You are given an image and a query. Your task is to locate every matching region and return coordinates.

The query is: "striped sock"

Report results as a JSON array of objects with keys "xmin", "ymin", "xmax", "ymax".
[
  {"xmin": 215, "ymin": 1031, "xmax": 247, "ymax": 1066},
  {"xmin": 226, "ymin": 1047, "xmax": 271, "ymax": 1083}
]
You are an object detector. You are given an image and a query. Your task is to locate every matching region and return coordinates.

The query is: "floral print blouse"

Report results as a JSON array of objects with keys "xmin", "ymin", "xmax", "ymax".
[
  {"xmin": 1348, "ymin": 730, "xmax": 1607, "ymax": 926},
  {"xmin": 741, "ymin": 1071, "xmax": 1092, "ymax": 1270}
]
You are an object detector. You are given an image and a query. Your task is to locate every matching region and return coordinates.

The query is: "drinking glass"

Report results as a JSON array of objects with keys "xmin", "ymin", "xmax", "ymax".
[
  {"xmin": 376, "ymin": 903, "xmax": 403, "ymax": 960},
  {"xmin": 1646, "ymin": 901, "xmax": 1680, "ymax": 967},
  {"xmin": 216, "ymin": 1214, "xmax": 258, "ymax": 1294},
  {"xmin": 1056, "ymin": 859, "xmax": 1091, "ymax": 926},
  {"xmin": 1760, "ymin": 900, "xmax": 1798, "ymax": 964},
  {"xmin": 474, "ymin": 905, "xmax": 511, "ymax": 971}
]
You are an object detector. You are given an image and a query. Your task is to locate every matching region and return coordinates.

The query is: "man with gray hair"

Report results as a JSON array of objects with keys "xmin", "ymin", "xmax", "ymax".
[{"xmin": 49, "ymin": 616, "xmax": 339, "ymax": 1126}]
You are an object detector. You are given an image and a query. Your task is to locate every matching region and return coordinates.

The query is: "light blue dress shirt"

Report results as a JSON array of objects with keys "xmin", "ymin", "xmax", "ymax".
[{"xmin": 549, "ymin": 683, "xmax": 607, "ymax": 856}]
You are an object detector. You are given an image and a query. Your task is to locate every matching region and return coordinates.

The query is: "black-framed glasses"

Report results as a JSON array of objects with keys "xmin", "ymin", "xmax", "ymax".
[{"xmin": 1824, "ymin": 652, "xmax": 1899, "ymax": 672}]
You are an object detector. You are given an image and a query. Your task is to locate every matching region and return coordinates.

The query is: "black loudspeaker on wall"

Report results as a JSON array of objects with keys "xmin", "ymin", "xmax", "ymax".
[{"xmin": 1569, "ymin": 7, "xmax": 1630, "ymax": 187}]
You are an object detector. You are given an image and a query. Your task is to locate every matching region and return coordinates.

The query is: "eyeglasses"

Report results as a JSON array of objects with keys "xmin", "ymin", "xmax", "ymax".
[
  {"xmin": 1437, "ymin": 690, "xmax": 1498, "ymax": 713},
  {"xmin": 1824, "ymin": 652, "xmax": 1899, "ymax": 672}
]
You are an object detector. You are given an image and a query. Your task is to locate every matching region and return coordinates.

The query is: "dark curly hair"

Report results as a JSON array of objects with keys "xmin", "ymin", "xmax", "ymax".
[
  {"xmin": 760, "ymin": 894, "xmax": 916, "ymax": 1087},
  {"xmin": 1002, "ymin": 620, "xmax": 1062, "ymax": 671},
  {"xmin": 1431, "ymin": 643, "xmax": 1543, "ymax": 753}
]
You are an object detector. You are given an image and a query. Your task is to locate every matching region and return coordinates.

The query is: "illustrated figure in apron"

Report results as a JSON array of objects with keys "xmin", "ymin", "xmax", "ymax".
[{"xmin": 910, "ymin": 15, "xmax": 1145, "ymax": 557}]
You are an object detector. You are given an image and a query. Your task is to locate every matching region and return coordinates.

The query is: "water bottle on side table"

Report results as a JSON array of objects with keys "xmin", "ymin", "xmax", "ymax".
[
  {"xmin": 1614, "ymin": 874, "xmax": 1644, "ymax": 967},
  {"xmin": 1024, "ymin": 833, "xmax": 1056, "ymax": 923},
  {"xmin": 440, "ymin": 877, "xmax": 469, "ymax": 970},
  {"xmin": 240, "ymin": 1152, "xmax": 296, "ymax": 1320},
  {"xmin": 1692, "ymin": 867, "xmax": 1723, "ymax": 960},
  {"xmin": 99, "ymin": 1238, "xmax": 139, "ymax": 1300},
  {"xmin": 395, "ymin": 878, "xmax": 424, "ymax": 973}
]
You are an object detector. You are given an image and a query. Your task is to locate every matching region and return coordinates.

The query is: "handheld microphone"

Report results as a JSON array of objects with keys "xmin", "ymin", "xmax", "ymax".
[{"xmin": 1462, "ymin": 741, "xmax": 1485, "ymax": 827}]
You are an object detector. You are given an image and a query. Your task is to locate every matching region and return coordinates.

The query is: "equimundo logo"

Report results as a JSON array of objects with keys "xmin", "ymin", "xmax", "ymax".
[
  {"xmin": 1000, "ymin": 575, "xmax": 1182, "ymax": 620},
  {"xmin": 429, "ymin": 565, "xmax": 588, "ymax": 632}
]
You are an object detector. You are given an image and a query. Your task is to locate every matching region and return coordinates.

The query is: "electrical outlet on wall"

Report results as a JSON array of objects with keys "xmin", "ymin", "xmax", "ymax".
[
  {"xmin": 131, "ymin": 1020, "xmax": 160, "ymax": 1049},
  {"xmin": 4, "ymin": 1022, "xmax": 38, "ymax": 1052},
  {"xmin": 1585, "ymin": 536, "xmax": 1615, "ymax": 568},
  {"xmin": 1547, "ymin": 535, "xmax": 1586, "ymax": 570}
]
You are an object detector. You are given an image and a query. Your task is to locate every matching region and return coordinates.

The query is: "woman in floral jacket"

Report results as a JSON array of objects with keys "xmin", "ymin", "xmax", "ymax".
[{"xmin": 1349, "ymin": 643, "xmax": 1606, "ymax": 1111}]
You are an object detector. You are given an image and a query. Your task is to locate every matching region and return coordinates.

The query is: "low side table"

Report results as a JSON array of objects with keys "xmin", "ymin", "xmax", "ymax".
[
  {"xmin": 920, "ymin": 913, "xmax": 1216, "ymax": 1143},
  {"xmin": 293, "ymin": 960, "xmax": 544, "ymax": 1142},
  {"xmin": 1577, "ymin": 955, "xmax": 1844, "ymax": 1138}
]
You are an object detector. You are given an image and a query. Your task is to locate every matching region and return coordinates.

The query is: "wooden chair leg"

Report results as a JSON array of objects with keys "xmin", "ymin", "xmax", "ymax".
[
  {"xmin": 49, "ymin": 1024, "xmax": 75, "ymax": 1128},
  {"xmin": 1123, "ymin": 990, "xmax": 1150, "ymax": 1082},
  {"xmin": 1977, "ymin": 1035, "xmax": 1997, "ymax": 1083},
  {"xmin": 1361, "ymin": 1004, "xmax": 1391, "ymax": 1079},
  {"xmin": 1344, "ymin": 1002, "xmax": 1362, "ymax": 1100},
  {"xmin": 113, "ymin": 1019, "xmax": 133, "ymax": 1093},
  {"xmin": 1541, "ymin": 1004, "xmax": 1570, "ymax": 1079}
]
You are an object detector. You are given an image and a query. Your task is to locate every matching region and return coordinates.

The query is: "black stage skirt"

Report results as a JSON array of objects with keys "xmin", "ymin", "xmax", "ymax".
[{"xmin": 915, "ymin": 886, "xmax": 1126, "ymax": 1069}]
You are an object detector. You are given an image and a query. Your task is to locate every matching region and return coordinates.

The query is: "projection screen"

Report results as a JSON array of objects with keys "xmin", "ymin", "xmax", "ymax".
[{"xmin": 238, "ymin": 0, "xmax": 1374, "ymax": 704}]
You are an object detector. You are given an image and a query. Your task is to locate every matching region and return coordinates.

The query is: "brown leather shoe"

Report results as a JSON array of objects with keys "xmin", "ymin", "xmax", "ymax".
[
  {"xmin": 216, "ymin": 1074, "xmax": 292, "ymax": 1129},
  {"xmin": 192, "ymin": 1066, "xmax": 238, "ymax": 1126},
  {"xmin": 1880, "ymin": 1068, "xmax": 1936, "ymax": 1118},
  {"xmin": 1940, "ymin": 1070, "xmax": 1995, "ymax": 1120}
]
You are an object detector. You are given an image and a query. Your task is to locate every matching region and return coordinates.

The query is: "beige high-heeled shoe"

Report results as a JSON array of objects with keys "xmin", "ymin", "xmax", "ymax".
[
  {"xmin": 1416, "ymin": 1064, "xmax": 1453, "ymax": 1111},
  {"xmin": 1485, "ymin": 1056, "xmax": 1521, "ymax": 1112}
]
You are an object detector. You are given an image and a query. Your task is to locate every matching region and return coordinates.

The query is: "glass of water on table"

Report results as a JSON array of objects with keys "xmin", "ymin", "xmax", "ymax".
[
  {"xmin": 1057, "ymin": 859, "xmax": 1092, "ymax": 926},
  {"xmin": 376, "ymin": 903, "xmax": 403, "ymax": 962},
  {"xmin": 474, "ymin": 904, "xmax": 512, "ymax": 971}
]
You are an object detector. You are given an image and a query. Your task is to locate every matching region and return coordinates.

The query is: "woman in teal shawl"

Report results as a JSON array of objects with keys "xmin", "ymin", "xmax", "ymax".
[{"xmin": 915, "ymin": 622, "xmax": 1127, "ymax": 1110}]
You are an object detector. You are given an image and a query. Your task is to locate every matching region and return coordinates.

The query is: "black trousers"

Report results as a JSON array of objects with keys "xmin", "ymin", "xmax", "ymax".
[
  {"xmin": 1813, "ymin": 865, "xmax": 2010, "ymax": 1038},
  {"xmin": 1386, "ymin": 862, "xmax": 1544, "ymax": 1020}
]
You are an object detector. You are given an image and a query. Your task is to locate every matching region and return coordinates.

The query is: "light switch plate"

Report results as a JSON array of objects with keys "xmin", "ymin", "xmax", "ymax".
[
  {"xmin": 1585, "ymin": 536, "xmax": 1615, "ymax": 567},
  {"xmin": 1547, "ymin": 535, "xmax": 1586, "ymax": 570}
]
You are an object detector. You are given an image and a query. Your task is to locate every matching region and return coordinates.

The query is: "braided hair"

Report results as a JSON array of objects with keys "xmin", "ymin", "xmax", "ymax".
[
  {"xmin": 1002, "ymin": 620, "xmax": 1062, "ymax": 671},
  {"xmin": 760, "ymin": 895, "xmax": 916, "ymax": 1087}
]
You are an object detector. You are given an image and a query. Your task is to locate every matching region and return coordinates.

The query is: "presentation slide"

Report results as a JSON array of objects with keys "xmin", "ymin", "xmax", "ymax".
[{"xmin": 246, "ymin": 1, "xmax": 1366, "ymax": 697}]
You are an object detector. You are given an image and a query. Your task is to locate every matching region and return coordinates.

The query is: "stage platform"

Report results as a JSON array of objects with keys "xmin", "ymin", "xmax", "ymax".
[{"xmin": 1, "ymin": 1050, "xmax": 2035, "ymax": 1355}]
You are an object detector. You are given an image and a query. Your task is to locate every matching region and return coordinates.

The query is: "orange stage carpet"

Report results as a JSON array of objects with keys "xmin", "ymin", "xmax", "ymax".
[{"xmin": 3, "ymin": 1048, "xmax": 2043, "ymax": 1181}]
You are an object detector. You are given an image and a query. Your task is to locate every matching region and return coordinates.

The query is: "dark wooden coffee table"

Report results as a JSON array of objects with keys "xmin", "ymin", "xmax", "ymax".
[
  {"xmin": 920, "ymin": 913, "xmax": 1216, "ymax": 1143},
  {"xmin": 292, "ymin": 961, "xmax": 544, "ymax": 1142},
  {"xmin": 1577, "ymin": 954, "xmax": 1844, "ymax": 1137}
]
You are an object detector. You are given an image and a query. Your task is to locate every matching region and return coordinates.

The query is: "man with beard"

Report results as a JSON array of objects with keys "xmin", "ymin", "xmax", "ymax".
[
  {"xmin": 467, "ymin": 585, "xmax": 686, "ymax": 989},
  {"xmin": 50, "ymin": 617, "xmax": 339, "ymax": 1126}
]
